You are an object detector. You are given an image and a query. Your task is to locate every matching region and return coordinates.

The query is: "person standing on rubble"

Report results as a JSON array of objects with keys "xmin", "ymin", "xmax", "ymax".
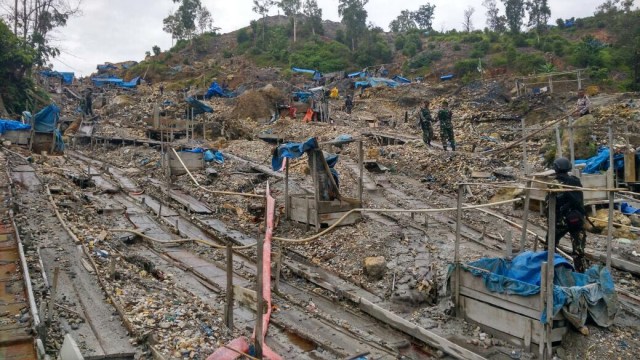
[
  {"xmin": 545, "ymin": 157, "xmax": 588, "ymax": 273},
  {"xmin": 84, "ymin": 88, "xmax": 93, "ymax": 117},
  {"xmin": 437, "ymin": 101, "xmax": 455, "ymax": 151},
  {"xmin": 159, "ymin": 83, "xmax": 164, "ymax": 96},
  {"xmin": 574, "ymin": 90, "xmax": 591, "ymax": 117},
  {"xmin": 345, "ymin": 95, "xmax": 353, "ymax": 114},
  {"xmin": 418, "ymin": 100, "xmax": 433, "ymax": 146}
]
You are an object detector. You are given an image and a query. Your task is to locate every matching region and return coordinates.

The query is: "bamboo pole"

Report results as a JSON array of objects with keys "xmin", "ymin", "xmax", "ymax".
[
  {"xmin": 546, "ymin": 194, "xmax": 557, "ymax": 359},
  {"xmin": 607, "ymin": 122, "xmax": 614, "ymax": 269},
  {"xmin": 454, "ymin": 184, "xmax": 463, "ymax": 317},
  {"xmin": 225, "ymin": 244, "xmax": 234, "ymax": 331}
]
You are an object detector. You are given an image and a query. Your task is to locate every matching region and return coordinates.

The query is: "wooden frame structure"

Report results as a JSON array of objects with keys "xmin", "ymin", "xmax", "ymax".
[
  {"xmin": 284, "ymin": 139, "xmax": 364, "ymax": 231},
  {"xmin": 453, "ymin": 178, "xmax": 619, "ymax": 359}
]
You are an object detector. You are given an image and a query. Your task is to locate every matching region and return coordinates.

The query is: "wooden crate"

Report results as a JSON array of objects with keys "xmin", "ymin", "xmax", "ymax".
[
  {"xmin": 163, "ymin": 151, "xmax": 204, "ymax": 176},
  {"xmin": 289, "ymin": 194, "xmax": 361, "ymax": 227},
  {"xmin": 31, "ymin": 131, "xmax": 56, "ymax": 154},
  {"xmin": 529, "ymin": 171, "xmax": 610, "ymax": 212},
  {"xmin": 1, "ymin": 130, "xmax": 30, "ymax": 145},
  {"xmin": 459, "ymin": 269, "xmax": 567, "ymax": 350}
]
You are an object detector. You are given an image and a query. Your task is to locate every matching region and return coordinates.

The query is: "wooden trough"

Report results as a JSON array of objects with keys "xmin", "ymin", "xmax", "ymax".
[
  {"xmin": 457, "ymin": 266, "xmax": 568, "ymax": 352},
  {"xmin": 1, "ymin": 130, "xmax": 30, "ymax": 145},
  {"xmin": 288, "ymin": 194, "xmax": 361, "ymax": 228},
  {"xmin": 528, "ymin": 169, "xmax": 612, "ymax": 213},
  {"xmin": 163, "ymin": 150, "xmax": 204, "ymax": 176}
]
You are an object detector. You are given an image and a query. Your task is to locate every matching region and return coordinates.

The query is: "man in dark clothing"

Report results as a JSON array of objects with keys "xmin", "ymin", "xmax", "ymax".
[
  {"xmin": 84, "ymin": 89, "xmax": 93, "ymax": 116},
  {"xmin": 345, "ymin": 95, "xmax": 353, "ymax": 114},
  {"xmin": 159, "ymin": 83, "xmax": 164, "ymax": 96},
  {"xmin": 437, "ymin": 101, "xmax": 455, "ymax": 151},
  {"xmin": 546, "ymin": 157, "xmax": 588, "ymax": 272},
  {"xmin": 418, "ymin": 100, "xmax": 433, "ymax": 146}
]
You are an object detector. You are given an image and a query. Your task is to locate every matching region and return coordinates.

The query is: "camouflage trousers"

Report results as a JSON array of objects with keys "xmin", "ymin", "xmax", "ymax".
[
  {"xmin": 548, "ymin": 223, "xmax": 587, "ymax": 273},
  {"xmin": 421, "ymin": 123, "xmax": 433, "ymax": 145},
  {"xmin": 440, "ymin": 123, "xmax": 455, "ymax": 149}
]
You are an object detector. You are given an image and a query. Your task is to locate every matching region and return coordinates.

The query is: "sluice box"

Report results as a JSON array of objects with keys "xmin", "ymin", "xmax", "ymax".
[
  {"xmin": 163, "ymin": 151, "xmax": 204, "ymax": 176},
  {"xmin": 288, "ymin": 194, "xmax": 361, "ymax": 228}
]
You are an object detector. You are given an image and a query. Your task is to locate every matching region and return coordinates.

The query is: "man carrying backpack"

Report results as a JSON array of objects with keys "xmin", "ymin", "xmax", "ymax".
[{"xmin": 546, "ymin": 157, "xmax": 587, "ymax": 273}]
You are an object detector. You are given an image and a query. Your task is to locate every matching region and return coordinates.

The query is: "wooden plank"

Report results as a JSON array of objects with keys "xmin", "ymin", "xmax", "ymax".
[
  {"xmin": 459, "ymin": 271, "xmax": 540, "ymax": 311},
  {"xmin": 318, "ymin": 211, "xmax": 360, "ymax": 226},
  {"xmin": 359, "ymin": 298, "xmax": 487, "ymax": 360},
  {"xmin": 459, "ymin": 286, "xmax": 540, "ymax": 319},
  {"xmin": 461, "ymin": 297, "xmax": 565, "ymax": 345},
  {"xmin": 624, "ymin": 152, "xmax": 636, "ymax": 183},
  {"xmin": 316, "ymin": 198, "xmax": 361, "ymax": 214}
]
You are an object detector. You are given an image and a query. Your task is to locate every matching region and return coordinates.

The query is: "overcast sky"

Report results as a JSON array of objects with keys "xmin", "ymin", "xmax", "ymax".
[{"xmin": 45, "ymin": 0, "xmax": 607, "ymax": 77}]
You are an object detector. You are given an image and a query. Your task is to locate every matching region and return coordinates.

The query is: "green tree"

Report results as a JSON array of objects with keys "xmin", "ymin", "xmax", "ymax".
[
  {"xmin": 163, "ymin": 13, "xmax": 184, "ymax": 45},
  {"xmin": 389, "ymin": 10, "xmax": 416, "ymax": 33},
  {"xmin": 278, "ymin": 0, "xmax": 301, "ymax": 42},
  {"xmin": 0, "ymin": 19, "xmax": 36, "ymax": 115},
  {"xmin": 302, "ymin": 0, "xmax": 323, "ymax": 36},
  {"xmin": 197, "ymin": 6, "xmax": 217, "ymax": 34},
  {"xmin": 253, "ymin": 0, "xmax": 275, "ymax": 45},
  {"xmin": 501, "ymin": 0, "xmax": 526, "ymax": 33},
  {"xmin": 3, "ymin": 0, "xmax": 80, "ymax": 66},
  {"xmin": 412, "ymin": 3, "xmax": 436, "ymax": 31},
  {"xmin": 152, "ymin": 45, "xmax": 161, "ymax": 56},
  {"xmin": 526, "ymin": 0, "xmax": 551, "ymax": 30},
  {"xmin": 164, "ymin": 0, "xmax": 203, "ymax": 41},
  {"xmin": 338, "ymin": 0, "xmax": 369, "ymax": 51}
]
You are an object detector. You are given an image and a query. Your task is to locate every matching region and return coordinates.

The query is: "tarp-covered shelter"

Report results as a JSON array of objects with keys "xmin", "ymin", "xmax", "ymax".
[
  {"xmin": 30, "ymin": 104, "xmax": 64, "ymax": 153},
  {"xmin": 186, "ymin": 97, "xmax": 214, "ymax": 116},
  {"xmin": 292, "ymin": 67, "xmax": 322, "ymax": 81},
  {"xmin": 354, "ymin": 77, "xmax": 399, "ymax": 89},
  {"xmin": 392, "ymin": 75, "xmax": 411, "ymax": 84},
  {"xmin": 97, "ymin": 63, "xmax": 118, "ymax": 71},
  {"xmin": 0, "ymin": 119, "xmax": 31, "ymax": 134},
  {"xmin": 204, "ymin": 81, "xmax": 227, "ymax": 99},
  {"xmin": 40, "ymin": 70, "xmax": 74, "ymax": 85},
  {"xmin": 575, "ymin": 147, "xmax": 625, "ymax": 174}
]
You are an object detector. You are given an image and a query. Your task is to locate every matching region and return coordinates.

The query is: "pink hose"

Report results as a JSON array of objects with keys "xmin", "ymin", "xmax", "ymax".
[{"xmin": 208, "ymin": 184, "xmax": 282, "ymax": 360}]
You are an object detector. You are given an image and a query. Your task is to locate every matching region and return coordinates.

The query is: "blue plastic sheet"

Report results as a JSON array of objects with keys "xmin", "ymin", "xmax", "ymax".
[
  {"xmin": 204, "ymin": 81, "xmax": 228, "ymax": 99},
  {"xmin": 463, "ymin": 251, "xmax": 617, "ymax": 327},
  {"xmin": 617, "ymin": 202, "xmax": 640, "ymax": 215},
  {"xmin": 92, "ymin": 77, "xmax": 124, "ymax": 87},
  {"xmin": 392, "ymin": 75, "xmax": 411, "ymax": 84},
  {"xmin": 440, "ymin": 74, "xmax": 454, "ymax": 81},
  {"xmin": 575, "ymin": 147, "xmax": 624, "ymax": 174},
  {"xmin": 40, "ymin": 70, "xmax": 74, "ymax": 84},
  {"xmin": 347, "ymin": 71, "xmax": 364, "ymax": 78},
  {"xmin": 204, "ymin": 150, "xmax": 224, "ymax": 164},
  {"xmin": 271, "ymin": 138, "xmax": 319, "ymax": 171},
  {"xmin": 292, "ymin": 91, "xmax": 312, "ymax": 101},
  {"xmin": 97, "ymin": 64, "xmax": 117, "ymax": 71},
  {"xmin": 33, "ymin": 104, "xmax": 60, "ymax": 132},
  {"xmin": 0, "ymin": 120, "xmax": 31, "ymax": 134},
  {"xmin": 186, "ymin": 97, "xmax": 213, "ymax": 115},
  {"xmin": 120, "ymin": 76, "xmax": 141, "ymax": 89}
]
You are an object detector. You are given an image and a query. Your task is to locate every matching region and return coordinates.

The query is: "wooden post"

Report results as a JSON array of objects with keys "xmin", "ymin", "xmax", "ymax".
[
  {"xmin": 548, "ymin": 75, "xmax": 553, "ymax": 94},
  {"xmin": 539, "ymin": 262, "xmax": 548, "ymax": 359},
  {"xmin": 255, "ymin": 228, "xmax": 264, "ymax": 358},
  {"xmin": 520, "ymin": 180, "xmax": 532, "ymax": 253},
  {"xmin": 577, "ymin": 70, "xmax": 582, "ymax": 90},
  {"xmin": 284, "ymin": 160, "xmax": 290, "ymax": 220},
  {"xmin": 522, "ymin": 118, "xmax": 529, "ymax": 175},
  {"xmin": 454, "ymin": 184, "xmax": 463, "ymax": 316},
  {"xmin": 109, "ymin": 258, "xmax": 116, "ymax": 280},
  {"xmin": 505, "ymin": 230, "xmax": 513, "ymax": 260},
  {"xmin": 274, "ymin": 245, "xmax": 283, "ymax": 293},
  {"xmin": 225, "ymin": 244, "xmax": 234, "ymax": 331},
  {"xmin": 606, "ymin": 122, "xmax": 614, "ymax": 269},
  {"xmin": 546, "ymin": 193, "xmax": 556, "ymax": 360},
  {"xmin": 358, "ymin": 140, "xmax": 364, "ymax": 205},
  {"xmin": 555, "ymin": 126, "xmax": 563, "ymax": 159},
  {"xmin": 569, "ymin": 117, "xmax": 575, "ymax": 169},
  {"xmin": 47, "ymin": 267, "xmax": 60, "ymax": 325},
  {"xmin": 312, "ymin": 151, "xmax": 320, "ymax": 231}
]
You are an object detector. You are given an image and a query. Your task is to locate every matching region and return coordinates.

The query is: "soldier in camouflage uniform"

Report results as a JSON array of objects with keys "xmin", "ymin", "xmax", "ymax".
[
  {"xmin": 545, "ymin": 157, "xmax": 588, "ymax": 273},
  {"xmin": 437, "ymin": 101, "xmax": 455, "ymax": 151},
  {"xmin": 418, "ymin": 100, "xmax": 433, "ymax": 146}
]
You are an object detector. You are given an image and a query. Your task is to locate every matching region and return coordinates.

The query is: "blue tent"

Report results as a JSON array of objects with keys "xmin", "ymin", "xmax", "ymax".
[
  {"xmin": 92, "ymin": 77, "xmax": 124, "ymax": 87},
  {"xmin": 40, "ymin": 70, "xmax": 74, "ymax": 85}
]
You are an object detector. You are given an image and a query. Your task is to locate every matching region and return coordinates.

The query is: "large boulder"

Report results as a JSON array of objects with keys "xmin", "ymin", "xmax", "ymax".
[{"xmin": 561, "ymin": 114, "xmax": 597, "ymax": 160}]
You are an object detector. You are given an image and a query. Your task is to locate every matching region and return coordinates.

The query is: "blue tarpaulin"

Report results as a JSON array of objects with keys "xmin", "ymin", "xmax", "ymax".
[
  {"xmin": 575, "ymin": 147, "xmax": 625, "ymax": 174},
  {"xmin": 271, "ymin": 138, "xmax": 340, "ymax": 187},
  {"xmin": 292, "ymin": 91, "xmax": 313, "ymax": 101},
  {"xmin": 186, "ymin": 97, "xmax": 214, "ymax": 115},
  {"xmin": 0, "ymin": 120, "xmax": 31, "ymax": 134},
  {"xmin": 355, "ymin": 77, "xmax": 399, "ymax": 89},
  {"xmin": 617, "ymin": 202, "xmax": 640, "ymax": 215},
  {"xmin": 392, "ymin": 75, "xmax": 411, "ymax": 84},
  {"xmin": 204, "ymin": 150, "xmax": 224, "ymax": 164},
  {"xmin": 292, "ymin": 67, "xmax": 322, "ymax": 80},
  {"xmin": 347, "ymin": 71, "xmax": 365, "ymax": 78},
  {"xmin": 462, "ymin": 251, "xmax": 618, "ymax": 327},
  {"xmin": 97, "ymin": 64, "xmax": 118, "ymax": 71},
  {"xmin": 440, "ymin": 74, "xmax": 454, "ymax": 81},
  {"xmin": 40, "ymin": 70, "xmax": 74, "ymax": 85},
  {"xmin": 204, "ymin": 81, "xmax": 231, "ymax": 99},
  {"xmin": 32, "ymin": 104, "xmax": 64, "ymax": 152},
  {"xmin": 92, "ymin": 77, "xmax": 124, "ymax": 87},
  {"xmin": 120, "ymin": 76, "xmax": 141, "ymax": 88}
]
